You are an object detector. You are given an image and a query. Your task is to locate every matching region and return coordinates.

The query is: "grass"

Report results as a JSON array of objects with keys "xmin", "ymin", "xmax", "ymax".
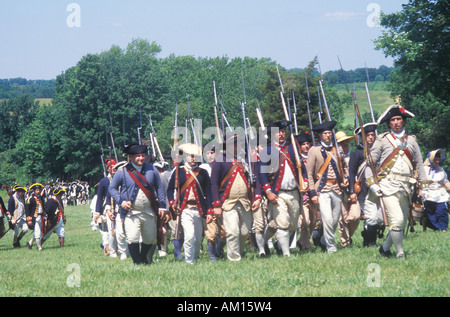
[
  {"xmin": 1, "ymin": 201, "xmax": 448, "ymax": 298},
  {"xmin": 334, "ymin": 82, "xmax": 395, "ymax": 127}
]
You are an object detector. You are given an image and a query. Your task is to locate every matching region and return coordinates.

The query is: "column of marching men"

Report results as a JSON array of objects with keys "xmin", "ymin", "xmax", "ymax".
[
  {"xmin": 88, "ymin": 104, "xmax": 448, "ymax": 264},
  {"xmin": 2, "ymin": 104, "xmax": 448, "ymax": 261},
  {"xmin": 0, "ymin": 180, "xmax": 90, "ymax": 250}
]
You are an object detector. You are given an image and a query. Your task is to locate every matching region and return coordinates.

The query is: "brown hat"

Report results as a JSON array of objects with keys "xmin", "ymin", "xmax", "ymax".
[{"xmin": 335, "ymin": 131, "xmax": 354, "ymax": 144}]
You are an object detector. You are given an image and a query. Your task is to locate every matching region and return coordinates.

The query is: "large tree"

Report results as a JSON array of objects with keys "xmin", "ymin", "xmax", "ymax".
[{"xmin": 374, "ymin": 0, "xmax": 450, "ymax": 160}]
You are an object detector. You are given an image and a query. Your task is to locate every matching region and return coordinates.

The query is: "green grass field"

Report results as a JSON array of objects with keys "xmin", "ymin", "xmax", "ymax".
[
  {"xmin": 335, "ymin": 82, "xmax": 395, "ymax": 127},
  {"xmin": 1, "ymin": 201, "xmax": 448, "ymax": 298}
]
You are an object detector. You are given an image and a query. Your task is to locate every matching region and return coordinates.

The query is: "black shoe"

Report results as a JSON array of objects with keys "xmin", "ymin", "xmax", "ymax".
[
  {"xmin": 379, "ymin": 245, "xmax": 392, "ymax": 258},
  {"xmin": 27, "ymin": 241, "xmax": 33, "ymax": 250}
]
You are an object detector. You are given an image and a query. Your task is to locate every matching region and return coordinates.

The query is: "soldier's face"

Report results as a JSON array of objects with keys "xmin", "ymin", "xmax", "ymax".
[
  {"xmin": 206, "ymin": 150, "xmax": 215, "ymax": 163},
  {"xmin": 366, "ymin": 132, "xmax": 375, "ymax": 145},
  {"xmin": 130, "ymin": 153, "xmax": 146, "ymax": 166},
  {"xmin": 277, "ymin": 128, "xmax": 286, "ymax": 144},
  {"xmin": 300, "ymin": 142, "xmax": 310, "ymax": 155},
  {"xmin": 34, "ymin": 188, "xmax": 41, "ymax": 196},
  {"xmin": 319, "ymin": 130, "xmax": 333, "ymax": 145},
  {"xmin": 389, "ymin": 116, "xmax": 405, "ymax": 133}
]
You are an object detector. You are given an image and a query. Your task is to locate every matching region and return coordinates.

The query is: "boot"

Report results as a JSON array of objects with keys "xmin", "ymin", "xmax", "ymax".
[
  {"xmin": 207, "ymin": 243, "xmax": 217, "ymax": 262},
  {"xmin": 215, "ymin": 239, "xmax": 226, "ymax": 259},
  {"xmin": 27, "ymin": 237, "xmax": 35, "ymax": 250},
  {"xmin": 172, "ymin": 239, "xmax": 183, "ymax": 261},
  {"xmin": 128, "ymin": 243, "xmax": 141, "ymax": 265},
  {"xmin": 13, "ymin": 235, "xmax": 20, "ymax": 248},
  {"xmin": 140, "ymin": 243, "xmax": 152, "ymax": 264},
  {"xmin": 59, "ymin": 237, "xmax": 64, "ymax": 248}
]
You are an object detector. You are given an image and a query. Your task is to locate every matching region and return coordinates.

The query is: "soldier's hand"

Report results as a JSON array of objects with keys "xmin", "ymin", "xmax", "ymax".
[
  {"xmin": 206, "ymin": 214, "xmax": 213, "ymax": 224},
  {"xmin": 214, "ymin": 207, "xmax": 223, "ymax": 219},
  {"xmin": 349, "ymin": 193, "xmax": 358, "ymax": 203},
  {"xmin": 121, "ymin": 201, "xmax": 132, "ymax": 211},
  {"xmin": 311, "ymin": 196, "xmax": 319, "ymax": 205},
  {"xmin": 266, "ymin": 191, "xmax": 278, "ymax": 205},
  {"xmin": 252, "ymin": 199, "xmax": 261, "ymax": 212}
]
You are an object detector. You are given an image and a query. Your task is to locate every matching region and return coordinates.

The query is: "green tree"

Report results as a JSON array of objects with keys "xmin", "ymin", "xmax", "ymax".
[{"xmin": 374, "ymin": 0, "xmax": 450, "ymax": 163}]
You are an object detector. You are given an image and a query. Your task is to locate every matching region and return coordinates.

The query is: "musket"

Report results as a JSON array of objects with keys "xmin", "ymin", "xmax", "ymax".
[
  {"xmin": 173, "ymin": 109, "xmax": 182, "ymax": 240},
  {"xmin": 291, "ymin": 89, "xmax": 299, "ymax": 136},
  {"xmin": 213, "ymin": 81, "xmax": 223, "ymax": 143},
  {"xmin": 218, "ymin": 98, "xmax": 232, "ymax": 132},
  {"xmin": 277, "ymin": 66, "xmax": 306, "ymax": 192},
  {"xmin": 305, "ymin": 72, "xmax": 316, "ymax": 145},
  {"xmin": 337, "ymin": 56, "xmax": 358, "ymax": 147},
  {"xmin": 186, "ymin": 94, "xmax": 200, "ymax": 146},
  {"xmin": 137, "ymin": 105, "xmax": 142, "ymax": 145},
  {"xmin": 109, "ymin": 110, "xmax": 118, "ymax": 162},
  {"xmin": 99, "ymin": 137, "xmax": 107, "ymax": 177},
  {"xmin": 352, "ymin": 85, "xmax": 389, "ymax": 227},
  {"xmin": 149, "ymin": 115, "xmax": 164, "ymax": 162},
  {"xmin": 319, "ymin": 80, "xmax": 346, "ymax": 181},
  {"xmin": 241, "ymin": 101, "xmax": 255, "ymax": 189},
  {"xmin": 364, "ymin": 77, "xmax": 378, "ymax": 137}
]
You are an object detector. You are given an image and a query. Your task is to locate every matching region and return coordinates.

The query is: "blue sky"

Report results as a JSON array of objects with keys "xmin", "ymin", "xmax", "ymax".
[{"xmin": 0, "ymin": 0, "xmax": 408, "ymax": 80}]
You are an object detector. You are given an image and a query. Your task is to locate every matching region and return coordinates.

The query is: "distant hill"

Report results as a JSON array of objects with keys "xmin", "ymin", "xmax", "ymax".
[{"xmin": 0, "ymin": 78, "xmax": 55, "ymax": 99}]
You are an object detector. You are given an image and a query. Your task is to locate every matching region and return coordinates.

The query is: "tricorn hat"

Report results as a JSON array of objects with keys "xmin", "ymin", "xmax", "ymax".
[
  {"xmin": 123, "ymin": 143, "xmax": 148, "ymax": 155},
  {"xmin": 178, "ymin": 143, "xmax": 202, "ymax": 157},
  {"xmin": 354, "ymin": 122, "xmax": 378, "ymax": 136},
  {"xmin": 377, "ymin": 105, "xmax": 414, "ymax": 125},
  {"xmin": 312, "ymin": 121, "xmax": 337, "ymax": 133},
  {"xmin": 53, "ymin": 187, "xmax": 66, "ymax": 196},
  {"xmin": 29, "ymin": 183, "xmax": 44, "ymax": 191},
  {"xmin": 295, "ymin": 131, "xmax": 312, "ymax": 145},
  {"xmin": 14, "ymin": 185, "xmax": 27, "ymax": 193}
]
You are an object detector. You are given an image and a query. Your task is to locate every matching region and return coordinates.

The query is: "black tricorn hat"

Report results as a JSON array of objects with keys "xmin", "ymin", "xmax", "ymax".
[
  {"xmin": 123, "ymin": 143, "xmax": 148, "ymax": 155},
  {"xmin": 312, "ymin": 121, "xmax": 337, "ymax": 133},
  {"xmin": 268, "ymin": 120, "xmax": 291, "ymax": 130},
  {"xmin": 377, "ymin": 105, "xmax": 414, "ymax": 125},
  {"xmin": 295, "ymin": 131, "xmax": 312, "ymax": 145},
  {"xmin": 354, "ymin": 122, "xmax": 378, "ymax": 136}
]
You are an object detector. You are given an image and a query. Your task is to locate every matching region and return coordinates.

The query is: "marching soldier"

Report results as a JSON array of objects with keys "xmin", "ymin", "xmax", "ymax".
[
  {"xmin": 294, "ymin": 132, "xmax": 318, "ymax": 251},
  {"xmin": 211, "ymin": 133, "xmax": 262, "ymax": 261},
  {"xmin": 199, "ymin": 144, "xmax": 227, "ymax": 261},
  {"xmin": 7, "ymin": 185, "xmax": 29, "ymax": 248},
  {"xmin": 109, "ymin": 142, "xmax": 168, "ymax": 265},
  {"xmin": 104, "ymin": 161, "xmax": 129, "ymax": 260},
  {"xmin": 348, "ymin": 123, "xmax": 381, "ymax": 247},
  {"xmin": 42, "ymin": 187, "xmax": 67, "ymax": 248},
  {"xmin": 0, "ymin": 196, "xmax": 8, "ymax": 239},
  {"xmin": 167, "ymin": 143, "xmax": 214, "ymax": 264},
  {"xmin": 259, "ymin": 121, "xmax": 302, "ymax": 257},
  {"xmin": 95, "ymin": 158, "xmax": 116, "ymax": 256},
  {"xmin": 307, "ymin": 121, "xmax": 347, "ymax": 253},
  {"xmin": 154, "ymin": 161, "xmax": 172, "ymax": 257},
  {"xmin": 26, "ymin": 183, "xmax": 46, "ymax": 250},
  {"xmin": 336, "ymin": 131, "xmax": 360, "ymax": 247},
  {"xmin": 366, "ymin": 105, "xmax": 426, "ymax": 259}
]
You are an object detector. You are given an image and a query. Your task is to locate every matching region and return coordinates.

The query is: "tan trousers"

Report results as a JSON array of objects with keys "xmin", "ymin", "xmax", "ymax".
[
  {"xmin": 124, "ymin": 211, "xmax": 157, "ymax": 245},
  {"xmin": 222, "ymin": 202, "xmax": 253, "ymax": 261},
  {"xmin": 338, "ymin": 197, "xmax": 361, "ymax": 247},
  {"xmin": 299, "ymin": 200, "xmax": 318, "ymax": 250},
  {"xmin": 204, "ymin": 215, "xmax": 226, "ymax": 244}
]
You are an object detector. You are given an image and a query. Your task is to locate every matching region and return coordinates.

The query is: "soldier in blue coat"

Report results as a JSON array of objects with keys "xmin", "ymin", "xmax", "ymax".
[
  {"xmin": 109, "ymin": 143, "xmax": 167, "ymax": 265},
  {"xmin": 259, "ymin": 120, "xmax": 302, "ymax": 257},
  {"xmin": 210, "ymin": 133, "xmax": 262, "ymax": 261}
]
